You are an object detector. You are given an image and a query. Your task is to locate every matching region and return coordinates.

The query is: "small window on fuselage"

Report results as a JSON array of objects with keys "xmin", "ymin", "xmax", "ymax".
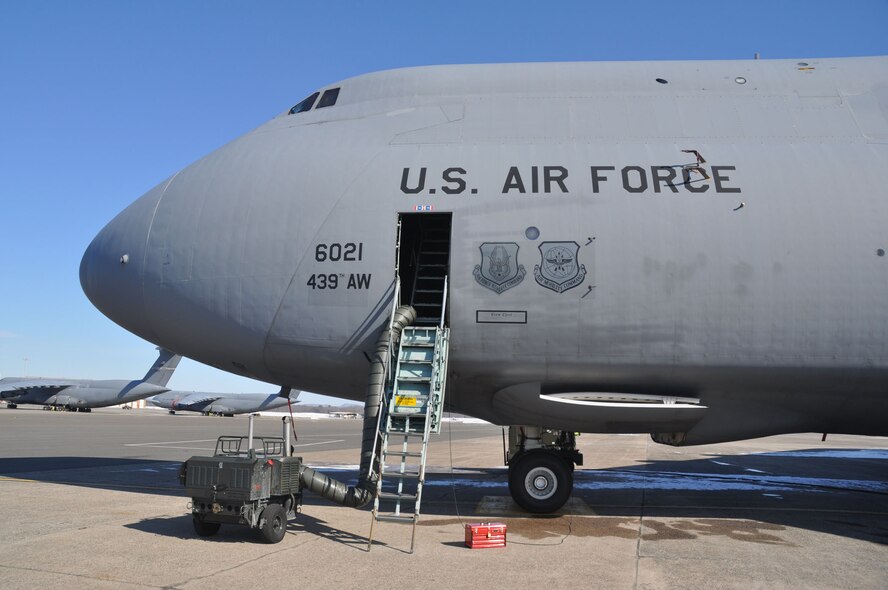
[
  {"xmin": 288, "ymin": 92, "xmax": 319, "ymax": 115},
  {"xmin": 316, "ymin": 87, "xmax": 340, "ymax": 108}
]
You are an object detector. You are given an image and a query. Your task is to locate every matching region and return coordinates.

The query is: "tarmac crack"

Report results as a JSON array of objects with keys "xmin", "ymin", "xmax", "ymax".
[
  {"xmin": 164, "ymin": 533, "xmax": 322, "ymax": 588},
  {"xmin": 632, "ymin": 446, "xmax": 649, "ymax": 590},
  {"xmin": 0, "ymin": 563, "xmax": 163, "ymax": 589}
]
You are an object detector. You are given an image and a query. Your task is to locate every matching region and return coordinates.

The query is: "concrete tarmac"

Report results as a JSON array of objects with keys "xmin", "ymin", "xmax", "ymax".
[{"xmin": 1, "ymin": 406, "xmax": 886, "ymax": 589}]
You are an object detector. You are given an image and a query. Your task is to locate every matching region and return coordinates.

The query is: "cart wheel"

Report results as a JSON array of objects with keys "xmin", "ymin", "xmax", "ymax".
[
  {"xmin": 193, "ymin": 516, "xmax": 221, "ymax": 537},
  {"xmin": 259, "ymin": 503, "xmax": 287, "ymax": 544}
]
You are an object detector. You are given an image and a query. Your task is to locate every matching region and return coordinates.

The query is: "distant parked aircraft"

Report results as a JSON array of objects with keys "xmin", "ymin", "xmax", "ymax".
[
  {"xmin": 0, "ymin": 349, "xmax": 181, "ymax": 411},
  {"xmin": 149, "ymin": 388, "xmax": 299, "ymax": 416}
]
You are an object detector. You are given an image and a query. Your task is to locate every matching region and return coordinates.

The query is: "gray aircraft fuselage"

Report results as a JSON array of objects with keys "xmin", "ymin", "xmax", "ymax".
[
  {"xmin": 80, "ymin": 57, "xmax": 888, "ymax": 445},
  {"xmin": 149, "ymin": 390, "xmax": 297, "ymax": 415},
  {"xmin": 1, "ymin": 378, "xmax": 168, "ymax": 409},
  {"xmin": 1, "ymin": 349, "xmax": 179, "ymax": 409}
]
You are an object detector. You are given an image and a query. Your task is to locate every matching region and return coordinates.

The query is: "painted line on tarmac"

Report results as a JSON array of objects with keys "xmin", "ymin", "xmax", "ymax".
[
  {"xmin": 292, "ymin": 439, "xmax": 345, "ymax": 448},
  {"xmin": 120, "ymin": 439, "xmax": 346, "ymax": 451},
  {"xmin": 122, "ymin": 445, "xmax": 217, "ymax": 451},
  {"xmin": 125, "ymin": 438, "xmax": 217, "ymax": 447}
]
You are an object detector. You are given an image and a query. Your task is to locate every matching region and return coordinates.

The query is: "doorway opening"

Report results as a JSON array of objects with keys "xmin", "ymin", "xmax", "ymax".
[{"xmin": 397, "ymin": 213, "xmax": 451, "ymax": 326}]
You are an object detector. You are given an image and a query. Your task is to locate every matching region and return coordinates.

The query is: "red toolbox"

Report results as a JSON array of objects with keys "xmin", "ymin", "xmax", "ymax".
[{"xmin": 465, "ymin": 522, "xmax": 507, "ymax": 549}]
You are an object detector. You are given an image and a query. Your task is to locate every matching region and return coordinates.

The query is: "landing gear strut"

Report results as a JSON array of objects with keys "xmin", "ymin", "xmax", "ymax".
[{"xmin": 506, "ymin": 426, "xmax": 582, "ymax": 513}]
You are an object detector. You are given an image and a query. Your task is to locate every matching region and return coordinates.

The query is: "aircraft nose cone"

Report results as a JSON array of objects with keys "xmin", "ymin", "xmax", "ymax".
[{"xmin": 80, "ymin": 180, "xmax": 168, "ymax": 340}]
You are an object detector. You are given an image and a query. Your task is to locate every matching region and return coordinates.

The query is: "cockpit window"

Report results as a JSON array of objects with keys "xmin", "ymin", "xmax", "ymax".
[
  {"xmin": 317, "ymin": 87, "xmax": 340, "ymax": 109},
  {"xmin": 288, "ymin": 92, "xmax": 319, "ymax": 115}
]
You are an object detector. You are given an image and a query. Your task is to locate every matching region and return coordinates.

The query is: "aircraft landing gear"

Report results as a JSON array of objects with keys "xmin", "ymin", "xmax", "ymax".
[
  {"xmin": 5, "ymin": 402, "xmax": 17, "ymax": 409},
  {"xmin": 169, "ymin": 410, "xmax": 176, "ymax": 415},
  {"xmin": 506, "ymin": 426, "xmax": 582, "ymax": 514}
]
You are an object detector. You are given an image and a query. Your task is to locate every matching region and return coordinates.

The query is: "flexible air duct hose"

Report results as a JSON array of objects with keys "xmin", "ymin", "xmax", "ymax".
[{"xmin": 300, "ymin": 305, "xmax": 416, "ymax": 507}]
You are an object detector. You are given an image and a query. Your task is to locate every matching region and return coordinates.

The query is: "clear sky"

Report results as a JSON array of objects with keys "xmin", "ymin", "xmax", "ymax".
[{"xmin": 1, "ymin": 1, "xmax": 887, "ymax": 404}]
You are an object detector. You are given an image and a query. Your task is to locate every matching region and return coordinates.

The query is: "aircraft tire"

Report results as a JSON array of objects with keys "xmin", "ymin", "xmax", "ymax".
[
  {"xmin": 259, "ymin": 502, "xmax": 287, "ymax": 544},
  {"xmin": 508, "ymin": 451, "xmax": 573, "ymax": 514},
  {"xmin": 192, "ymin": 516, "xmax": 221, "ymax": 537}
]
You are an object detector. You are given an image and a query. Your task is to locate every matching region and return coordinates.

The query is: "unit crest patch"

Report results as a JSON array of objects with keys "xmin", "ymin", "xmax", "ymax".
[
  {"xmin": 534, "ymin": 241, "xmax": 586, "ymax": 293},
  {"xmin": 473, "ymin": 242, "xmax": 526, "ymax": 294}
]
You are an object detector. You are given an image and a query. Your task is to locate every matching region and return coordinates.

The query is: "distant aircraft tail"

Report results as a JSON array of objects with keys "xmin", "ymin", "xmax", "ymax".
[{"xmin": 143, "ymin": 348, "xmax": 182, "ymax": 387}]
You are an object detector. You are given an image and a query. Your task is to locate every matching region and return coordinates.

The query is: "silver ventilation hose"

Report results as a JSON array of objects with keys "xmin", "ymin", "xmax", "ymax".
[{"xmin": 300, "ymin": 305, "xmax": 416, "ymax": 507}]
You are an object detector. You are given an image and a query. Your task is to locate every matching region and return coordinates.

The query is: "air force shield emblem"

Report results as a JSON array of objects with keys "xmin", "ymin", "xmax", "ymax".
[
  {"xmin": 473, "ymin": 242, "xmax": 526, "ymax": 294},
  {"xmin": 534, "ymin": 241, "xmax": 586, "ymax": 293}
]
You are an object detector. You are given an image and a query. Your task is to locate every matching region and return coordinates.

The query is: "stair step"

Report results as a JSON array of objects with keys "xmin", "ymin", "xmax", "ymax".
[
  {"xmin": 383, "ymin": 471, "xmax": 421, "ymax": 479},
  {"xmin": 386, "ymin": 430, "xmax": 425, "ymax": 437},
  {"xmin": 415, "ymin": 289, "xmax": 444, "ymax": 294},
  {"xmin": 385, "ymin": 450, "xmax": 423, "ymax": 458},
  {"xmin": 375, "ymin": 514, "xmax": 416, "ymax": 523},
  {"xmin": 379, "ymin": 492, "xmax": 417, "ymax": 501}
]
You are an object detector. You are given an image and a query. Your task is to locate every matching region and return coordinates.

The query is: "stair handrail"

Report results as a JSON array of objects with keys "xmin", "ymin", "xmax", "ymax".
[
  {"xmin": 368, "ymin": 276, "xmax": 402, "ymax": 480},
  {"xmin": 439, "ymin": 275, "xmax": 448, "ymax": 329}
]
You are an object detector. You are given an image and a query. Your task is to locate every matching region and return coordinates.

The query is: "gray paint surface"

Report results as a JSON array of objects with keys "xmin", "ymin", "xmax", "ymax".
[
  {"xmin": 0, "ymin": 349, "xmax": 180, "ymax": 408},
  {"xmin": 148, "ymin": 389, "xmax": 299, "ymax": 415},
  {"xmin": 80, "ymin": 56, "xmax": 888, "ymax": 444}
]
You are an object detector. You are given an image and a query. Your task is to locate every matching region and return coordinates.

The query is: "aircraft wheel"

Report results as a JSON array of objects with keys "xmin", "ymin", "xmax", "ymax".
[
  {"xmin": 6, "ymin": 403, "xmax": 16, "ymax": 409},
  {"xmin": 192, "ymin": 516, "xmax": 221, "ymax": 537},
  {"xmin": 259, "ymin": 503, "xmax": 287, "ymax": 544},
  {"xmin": 169, "ymin": 410, "xmax": 176, "ymax": 415},
  {"xmin": 508, "ymin": 451, "xmax": 573, "ymax": 514}
]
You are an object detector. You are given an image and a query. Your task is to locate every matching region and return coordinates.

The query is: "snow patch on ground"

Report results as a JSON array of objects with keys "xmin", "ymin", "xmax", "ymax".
[{"xmin": 759, "ymin": 449, "xmax": 888, "ymax": 460}]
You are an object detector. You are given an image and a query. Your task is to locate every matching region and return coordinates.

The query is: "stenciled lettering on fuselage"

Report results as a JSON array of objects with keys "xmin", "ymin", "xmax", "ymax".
[
  {"xmin": 399, "ymin": 165, "xmax": 741, "ymax": 195},
  {"xmin": 305, "ymin": 242, "xmax": 373, "ymax": 291},
  {"xmin": 533, "ymin": 241, "xmax": 586, "ymax": 293},
  {"xmin": 473, "ymin": 242, "xmax": 526, "ymax": 294}
]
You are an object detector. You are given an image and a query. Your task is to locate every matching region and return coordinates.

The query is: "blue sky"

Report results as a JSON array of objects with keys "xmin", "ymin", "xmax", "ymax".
[{"xmin": 1, "ymin": 1, "xmax": 887, "ymax": 404}]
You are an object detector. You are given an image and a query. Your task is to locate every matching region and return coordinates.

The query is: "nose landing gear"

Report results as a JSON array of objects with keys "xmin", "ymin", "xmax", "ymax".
[{"xmin": 506, "ymin": 426, "xmax": 582, "ymax": 513}]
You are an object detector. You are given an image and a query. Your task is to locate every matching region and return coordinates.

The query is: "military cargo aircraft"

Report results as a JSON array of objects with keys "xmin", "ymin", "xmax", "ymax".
[
  {"xmin": 80, "ymin": 56, "xmax": 888, "ymax": 513},
  {"xmin": 149, "ymin": 388, "xmax": 299, "ymax": 416},
  {"xmin": 0, "ymin": 349, "xmax": 180, "ymax": 411}
]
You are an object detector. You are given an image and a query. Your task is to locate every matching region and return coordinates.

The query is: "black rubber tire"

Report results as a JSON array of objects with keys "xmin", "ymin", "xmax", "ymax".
[
  {"xmin": 193, "ymin": 516, "xmax": 221, "ymax": 537},
  {"xmin": 508, "ymin": 452, "xmax": 573, "ymax": 514},
  {"xmin": 259, "ymin": 503, "xmax": 287, "ymax": 544}
]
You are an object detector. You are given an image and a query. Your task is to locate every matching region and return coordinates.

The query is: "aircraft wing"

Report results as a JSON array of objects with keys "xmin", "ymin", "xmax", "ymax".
[
  {"xmin": 175, "ymin": 394, "xmax": 224, "ymax": 410},
  {"xmin": 0, "ymin": 380, "xmax": 72, "ymax": 399}
]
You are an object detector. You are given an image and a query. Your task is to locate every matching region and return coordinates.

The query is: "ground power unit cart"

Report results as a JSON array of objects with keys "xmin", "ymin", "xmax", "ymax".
[{"xmin": 178, "ymin": 415, "xmax": 302, "ymax": 543}]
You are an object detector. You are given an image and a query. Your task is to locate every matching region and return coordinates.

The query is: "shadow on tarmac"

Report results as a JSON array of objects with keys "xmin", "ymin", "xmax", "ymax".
[
  {"xmin": 125, "ymin": 511, "xmax": 375, "ymax": 550},
  {"xmin": 3, "ymin": 450, "xmax": 887, "ymax": 546}
]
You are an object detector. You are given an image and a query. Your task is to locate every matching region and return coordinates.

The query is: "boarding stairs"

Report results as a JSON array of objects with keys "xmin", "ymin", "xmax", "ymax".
[{"xmin": 369, "ymin": 281, "xmax": 450, "ymax": 553}]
